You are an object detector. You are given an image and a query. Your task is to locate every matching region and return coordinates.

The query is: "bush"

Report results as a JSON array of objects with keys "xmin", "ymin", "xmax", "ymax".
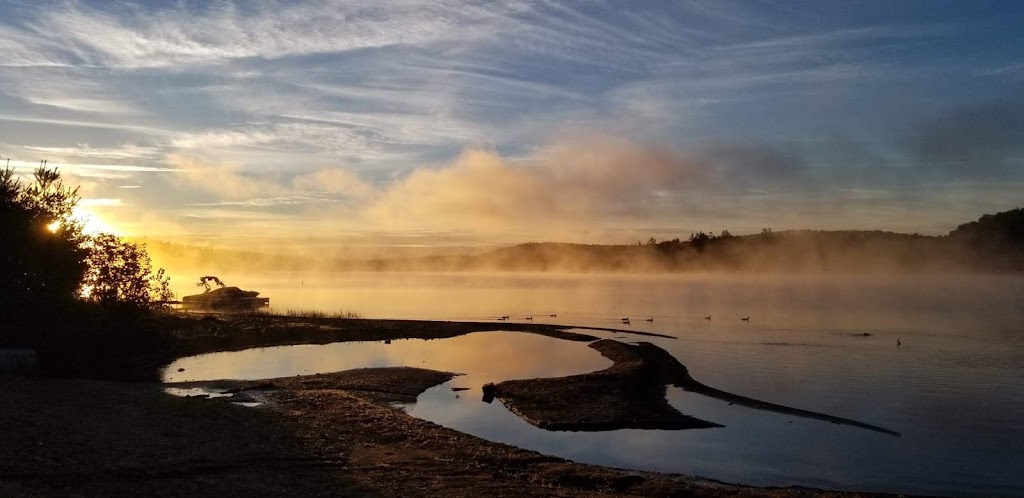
[
  {"xmin": 1, "ymin": 167, "xmax": 175, "ymax": 377},
  {"xmin": 83, "ymin": 233, "xmax": 173, "ymax": 308}
]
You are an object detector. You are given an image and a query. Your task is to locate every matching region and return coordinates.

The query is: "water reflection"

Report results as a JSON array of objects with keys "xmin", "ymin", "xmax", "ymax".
[
  {"xmin": 163, "ymin": 273, "xmax": 1024, "ymax": 496},
  {"xmin": 185, "ymin": 272, "xmax": 1024, "ymax": 337},
  {"xmin": 164, "ymin": 331, "xmax": 613, "ymax": 386}
]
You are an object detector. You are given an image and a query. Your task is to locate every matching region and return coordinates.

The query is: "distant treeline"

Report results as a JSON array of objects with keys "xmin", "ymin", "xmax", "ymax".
[{"xmin": 141, "ymin": 207, "xmax": 1024, "ymax": 274}]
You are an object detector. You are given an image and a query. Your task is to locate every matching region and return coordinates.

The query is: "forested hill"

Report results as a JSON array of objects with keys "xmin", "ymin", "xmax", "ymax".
[
  {"xmin": 470, "ymin": 208, "xmax": 1024, "ymax": 273},
  {"xmin": 948, "ymin": 207, "xmax": 1024, "ymax": 247},
  {"xmin": 142, "ymin": 208, "xmax": 1024, "ymax": 274}
]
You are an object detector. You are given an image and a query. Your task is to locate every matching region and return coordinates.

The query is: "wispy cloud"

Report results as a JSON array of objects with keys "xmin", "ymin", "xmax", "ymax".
[
  {"xmin": 0, "ymin": 1, "xmax": 1021, "ymax": 244},
  {"xmin": 1, "ymin": 158, "xmax": 176, "ymax": 176},
  {"xmin": 16, "ymin": 144, "xmax": 162, "ymax": 160},
  {"xmin": 19, "ymin": 1, "xmax": 496, "ymax": 68},
  {"xmin": 79, "ymin": 197, "xmax": 125, "ymax": 207}
]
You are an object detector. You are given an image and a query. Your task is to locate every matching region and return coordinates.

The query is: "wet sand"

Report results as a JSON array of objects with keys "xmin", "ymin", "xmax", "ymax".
[
  {"xmin": 493, "ymin": 339, "xmax": 900, "ymax": 435},
  {"xmin": 2, "ymin": 314, "xmax": 907, "ymax": 496},
  {"xmin": 493, "ymin": 339, "xmax": 722, "ymax": 430}
]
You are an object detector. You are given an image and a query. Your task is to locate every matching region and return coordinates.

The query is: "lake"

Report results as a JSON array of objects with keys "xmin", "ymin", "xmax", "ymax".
[{"xmin": 164, "ymin": 272, "xmax": 1024, "ymax": 497}]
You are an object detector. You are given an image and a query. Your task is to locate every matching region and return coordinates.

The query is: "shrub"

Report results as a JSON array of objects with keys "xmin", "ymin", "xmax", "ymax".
[{"xmin": 1, "ymin": 166, "xmax": 175, "ymax": 377}]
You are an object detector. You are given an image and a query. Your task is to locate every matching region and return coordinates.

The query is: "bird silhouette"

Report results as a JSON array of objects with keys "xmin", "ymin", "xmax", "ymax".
[
  {"xmin": 741, "ymin": 317, "xmax": 750, "ymax": 321},
  {"xmin": 704, "ymin": 315, "xmax": 712, "ymax": 320}
]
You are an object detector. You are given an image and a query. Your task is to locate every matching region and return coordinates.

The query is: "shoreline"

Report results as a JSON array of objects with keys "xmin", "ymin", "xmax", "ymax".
[{"xmin": 4, "ymin": 314, "xmax": 916, "ymax": 497}]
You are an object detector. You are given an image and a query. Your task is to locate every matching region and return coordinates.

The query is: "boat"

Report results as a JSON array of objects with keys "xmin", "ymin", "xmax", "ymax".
[{"xmin": 180, "ymin": 276, "xmax": 269, "ymax": 311}]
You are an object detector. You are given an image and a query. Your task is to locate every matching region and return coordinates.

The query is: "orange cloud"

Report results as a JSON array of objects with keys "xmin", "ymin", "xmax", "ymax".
[{"xmin": 361, "ymin": 135, "xmax": 707, "ymax": 237}]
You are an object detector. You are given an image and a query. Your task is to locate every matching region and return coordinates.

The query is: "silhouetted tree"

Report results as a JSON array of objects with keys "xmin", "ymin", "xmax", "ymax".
[
  {"xmin": 655, "ymin": 237, "xmax": 683, "ymax": 253},
  {"xmin": 948, "ymin": 207, "xmax": 1024, "ymax": 247},
  {"xmin": 84, "ymin": 234, "xmax": 173, "ymax": 308},
  {"xmin": 689, "ymin": 231, "xmax": 712, "ymax": 253},
  {"xmin": 946, "ymin": 207, "xmax": 1024, "ymax": 270},
  {"xmin": 0, "ymin": 167, "xmax": 90, "ymax": 318},
  {"xmin": 1, "ymin": 167, "xmax": 171, "ymax": 329}
]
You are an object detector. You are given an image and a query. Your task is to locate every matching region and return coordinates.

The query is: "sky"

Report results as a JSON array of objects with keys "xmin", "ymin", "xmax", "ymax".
[{"xmin": 0, "ymin": 0, "xmax": 1022, "ymax": 252}]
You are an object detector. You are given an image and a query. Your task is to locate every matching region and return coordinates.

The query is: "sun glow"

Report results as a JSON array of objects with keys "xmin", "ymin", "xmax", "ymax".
[{"xmin": 71, "ymin": 206, "xmax": 120, "ymax": 235}]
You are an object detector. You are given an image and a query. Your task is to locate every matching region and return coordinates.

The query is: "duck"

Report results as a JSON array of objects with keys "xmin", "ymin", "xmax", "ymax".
[
  {"xmin": 704, "ymin": 315, "xmax": 712, "ymax": 321},
  {"xmin": 741, "ymin": 317, "xmax": 750, "ymax": 322}
]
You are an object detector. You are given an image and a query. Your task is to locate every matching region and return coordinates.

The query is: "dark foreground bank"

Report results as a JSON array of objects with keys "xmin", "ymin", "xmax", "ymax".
[{"xmin": 3, "ymin": 369, "xmax": 905, "ymax": 498}]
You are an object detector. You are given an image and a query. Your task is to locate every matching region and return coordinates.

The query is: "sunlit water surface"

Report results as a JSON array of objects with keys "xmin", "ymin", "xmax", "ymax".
[{"xmin": 165, "ymin": 273, "xmax": 1024, "ymax": 497}]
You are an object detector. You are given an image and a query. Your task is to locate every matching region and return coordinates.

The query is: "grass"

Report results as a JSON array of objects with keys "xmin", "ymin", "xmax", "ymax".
[{"xmin": 244, "ymin": 307, "xmax": 363, "ymax": 319}]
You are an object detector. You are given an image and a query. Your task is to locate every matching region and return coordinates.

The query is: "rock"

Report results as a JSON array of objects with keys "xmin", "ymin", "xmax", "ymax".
[
  {"xmin": 481, "ymin": 383, "xmax": 496, "ymax": 404},
  {"xmin": 177, "ymin": 368, "xmax": 185, "ymax": 372}
]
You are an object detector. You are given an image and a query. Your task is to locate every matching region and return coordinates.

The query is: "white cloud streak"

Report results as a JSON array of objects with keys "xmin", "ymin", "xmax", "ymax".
[{"xmin": 0, "ymin": 1, "xmax": 1018, "ymax": 244}]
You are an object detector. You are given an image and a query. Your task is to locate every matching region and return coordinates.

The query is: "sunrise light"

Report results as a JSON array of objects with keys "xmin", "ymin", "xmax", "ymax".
[{"xmin": 71, "ymin": 206, "xmax": 120, "ymax": 235}]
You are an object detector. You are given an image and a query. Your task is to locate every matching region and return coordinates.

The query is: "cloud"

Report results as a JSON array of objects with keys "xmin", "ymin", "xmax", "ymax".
[
  {"xmin": 79, "ymin": 198, "xmax": 125, "ymax": 207},
  {"xmin": 361, "ymin": 135, "xmax": 707, "ymax": 235},
  {"xmin": 902, "ymin": 99, "xmax": 1024, "ymax": 180},
  {"xmin": 163, "ymin": 134, "xmax": 887, "ymax": 241},
  {"xmin": 22, "ymin": 1, "xmax": 498, "ymax": 68},
  {"xmin": 170, "ymin": 154, "xmax": 374, "ymax": 206},
  {"xmin": 169, "ymin": 121, "xmax": 398, "ymax": 159},
  {"xmin": 169, "ymin": 154, "xmax": 287, "ymax": 200},
  {"xmin": 0, "ymin": 65, "xmax": 146, "ymax": 117},
  {"xmin": 89, "ymin": 131, "xmax": 1024, "ymax": 245},
  {"xmin": 975, "ymin": 61, "xmax": 1024, "ymax": 78},
  {"xmin": 292, "ymin": 168, "xmax": 374, "ymax": 197},
  {"xmin": 0, "ymin": 115, "xmax": 172, "ymax": 136},
  {"xmin": 698, "ymin": 143, "xmax": 810, "ymax": 189},
  {"xmin": 0, "ymin": 158, "xmax": 177, "ymax": 180},
  {"xmin": 17, "ymin": 144, "xmax": 162, "ymax": 160},
  {"xmin": 2, "ymin": 1, "xmax": 1021, "ymax": 245},
  {"xmin": 170, "ymin": 127, "xmax": 282, "ymax": 150},
  {"xmin": 165, "ymin": 135, "xmax": 711, "ymax": 237}
]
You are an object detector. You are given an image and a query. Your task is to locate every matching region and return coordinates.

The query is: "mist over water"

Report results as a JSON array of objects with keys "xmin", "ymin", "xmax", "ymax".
[
  {"xmin": 176, "ymin": 271, "xmax": 1024, "ymax": 333},
  {"xmin": 167, "ymin": 271, "xmax": 1024, "ymax": 496}
]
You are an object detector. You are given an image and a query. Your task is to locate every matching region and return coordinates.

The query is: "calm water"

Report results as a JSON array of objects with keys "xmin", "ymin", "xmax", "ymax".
[{"xmin": 165, "ymin": 272, "xmax": 1024, "ymax": 497}]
